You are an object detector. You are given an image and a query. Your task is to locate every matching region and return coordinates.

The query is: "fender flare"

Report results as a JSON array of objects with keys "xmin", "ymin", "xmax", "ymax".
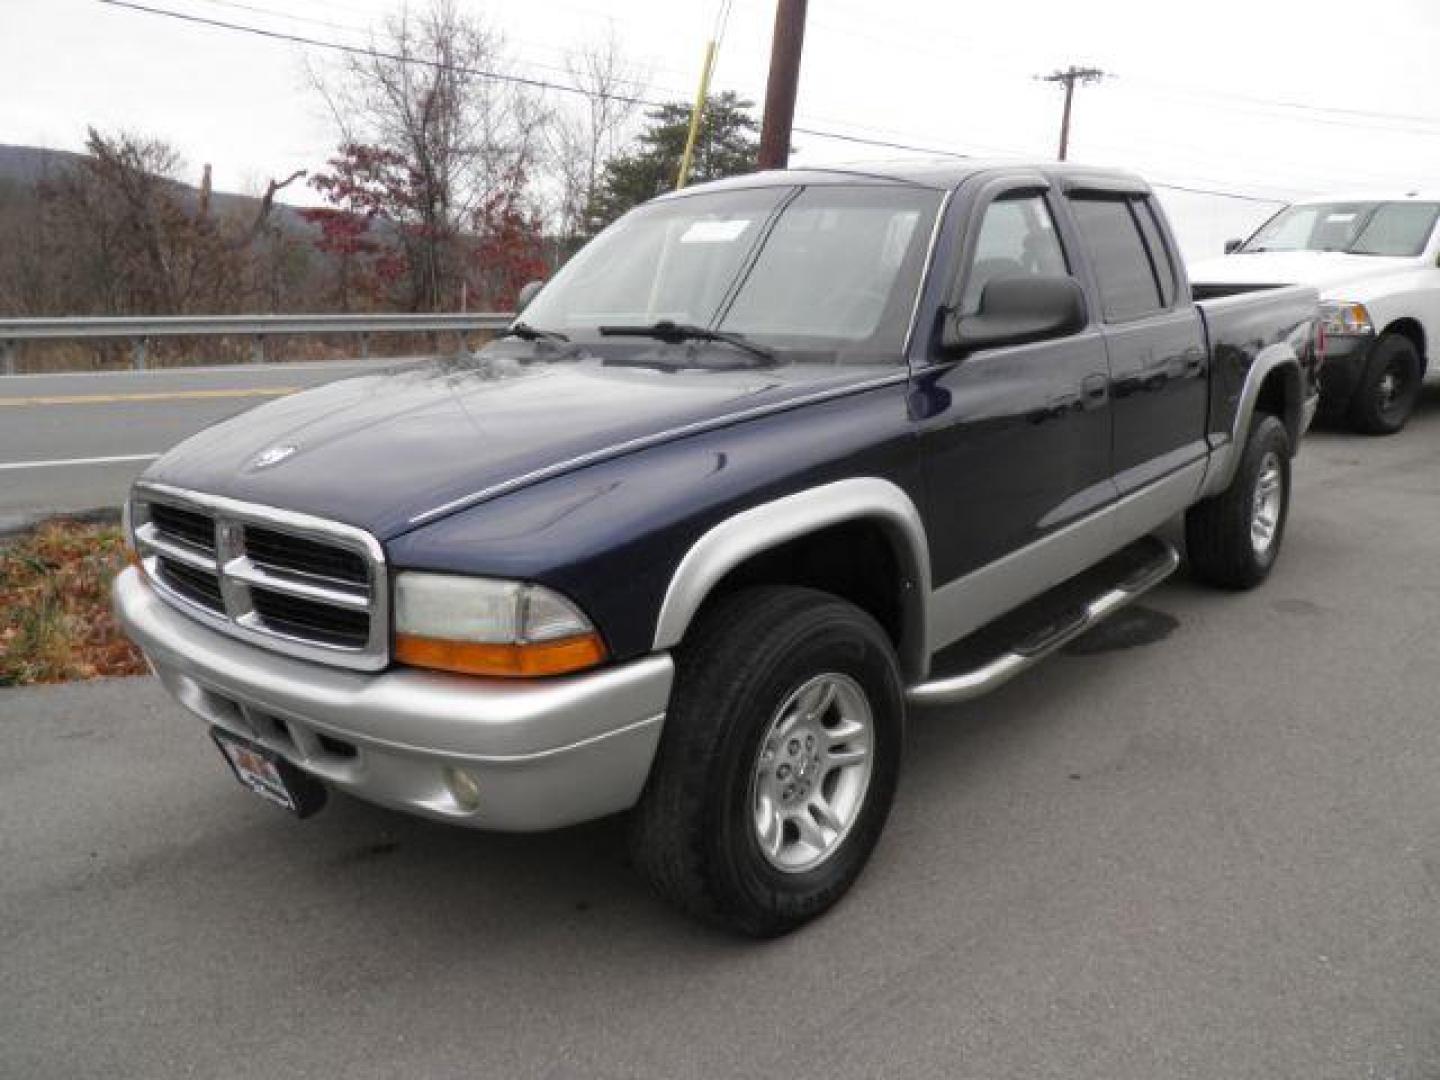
[
  {"xmin": 1201, "ymin": 345, "xmax": 1302, "ymax": 498},
  {"xmin": 651, "ymin": 477, "xmax": 933, "ymax": 679}
]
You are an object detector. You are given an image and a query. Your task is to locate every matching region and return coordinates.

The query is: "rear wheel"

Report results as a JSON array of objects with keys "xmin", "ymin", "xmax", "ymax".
[
  {"xmin": 629, "ymin": 586, "xmax": 904, "ymax": 937},
  {"xmin": 1186, "ymin": 414, "xmax": 1291, "ymax": 590},
  {"xmin": 1349, "ymin": 333, "xmax": 1421, "ymax": 435}
]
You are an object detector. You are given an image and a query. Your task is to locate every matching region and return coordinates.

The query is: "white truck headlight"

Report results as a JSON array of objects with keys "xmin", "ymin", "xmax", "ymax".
[
  {"xmin": 393, "ymin": 572, "xmax": 605, "ymax": 678},
  {"xmin": 1319, "ymin": 301, "xmax": 1375, "ymax": 337}
]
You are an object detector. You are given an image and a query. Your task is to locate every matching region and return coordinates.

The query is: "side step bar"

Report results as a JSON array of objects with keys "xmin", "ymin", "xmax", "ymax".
[{"xmin": 906, "ymin": 537, "xmax": 1180, "ymax": 707}]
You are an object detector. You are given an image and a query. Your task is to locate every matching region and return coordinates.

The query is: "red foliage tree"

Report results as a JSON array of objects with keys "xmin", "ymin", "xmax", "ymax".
[
  {"xmin": 304, "ymin": 144, "xmax": 414, "ymax": 310},
  {"xmin": 308, "ymin": 144, "xmax": 550, "ymax": 313},
  {"xmin": 297, "ymin": 207, "xmax": 381, "ymax": 312},
  {"xmin": 469, "ymin": 167, "xmax": 549, "ymax": 311}
]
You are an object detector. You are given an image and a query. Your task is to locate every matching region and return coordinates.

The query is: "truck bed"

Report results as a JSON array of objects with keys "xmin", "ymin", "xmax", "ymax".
[{"xmin": 1193, "ymin": 282, "xmax": 1321, "ymax": 443}]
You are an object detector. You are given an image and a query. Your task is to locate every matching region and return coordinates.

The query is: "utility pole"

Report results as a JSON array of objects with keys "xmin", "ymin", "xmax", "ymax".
[
  {"xmin": 1039, "ymin": 65, "xmax": 1106, "ymax": 161},
  {"xmin": 757, "ymin": 0, "xmax": 807, "ymax": 170}
]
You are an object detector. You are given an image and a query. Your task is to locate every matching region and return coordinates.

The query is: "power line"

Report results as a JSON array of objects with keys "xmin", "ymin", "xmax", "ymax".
[
  {"xmin": 1143, "ymin": 181, "xmax": 1285, "ymax": 205},
  {"xmin": 93, "ymin": 0, "xmax": 1293, "ymax": 206},
  {"xmin": 180, "ymin": 0, "xmax": 672, "ymax": 94},
  {"xmin": 96, "ymin": 0, "xmax": 932, "ymax": 150},
  {"xmin": 788, "ymin": 1, "xmax": 1440, "ymax": 137},
  {"xmin": 791, "ymin": 128, "xmax": 975, "ymax": 158},
  {"xmin": 807, "ymin": 0, "xmax": 1440, "ymax": 130},
  {"xmin": 97, "ymin": 0, "xmax": 661, "ymax": 104},
  {"xmin": 1132, "ymin": 77, "xmax": 1440, "ymax": 129},
  {"xmin": 182, "ymin": 0, "xmax": 369, "ymax": 36},
  {"xmin": 788, "ymin": 127, "xmax": 1286, "ymax": 204}
]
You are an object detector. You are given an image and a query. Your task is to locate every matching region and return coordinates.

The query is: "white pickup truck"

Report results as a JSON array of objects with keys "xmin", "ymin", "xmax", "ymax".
[{"xmin": 1191, "ymin": 192, "xmax": 1440, "ymax": 434}]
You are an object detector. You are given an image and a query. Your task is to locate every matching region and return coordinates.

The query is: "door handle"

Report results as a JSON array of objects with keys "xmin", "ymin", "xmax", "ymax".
[{"xmin": 1081, "ymin": 373, "xmax": 1109, "ymax": 409}]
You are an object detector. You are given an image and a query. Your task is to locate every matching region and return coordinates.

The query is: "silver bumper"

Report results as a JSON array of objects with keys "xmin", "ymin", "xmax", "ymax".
[{"xmin": 113, "ymin": 567, "xmax": 674, "ymax": 831}]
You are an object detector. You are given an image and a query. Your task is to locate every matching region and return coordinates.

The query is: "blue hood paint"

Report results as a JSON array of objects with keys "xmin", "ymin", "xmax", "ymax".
[{"xmin": 141, "ymin": 356, "xmax": 899, "ymax": 539}]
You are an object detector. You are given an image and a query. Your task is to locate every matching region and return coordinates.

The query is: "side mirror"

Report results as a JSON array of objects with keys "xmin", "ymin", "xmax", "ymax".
[
  {"xmin": 516, "ymin": 279, "xmax": 544, "ymax": 314},
  {"xmin": 942, "ymin": 275, "xmax": 1087, "ymax": 356},
  {"xmin": 1223, "ymin": 238, "xmax": 1244, "ymax": 254}
]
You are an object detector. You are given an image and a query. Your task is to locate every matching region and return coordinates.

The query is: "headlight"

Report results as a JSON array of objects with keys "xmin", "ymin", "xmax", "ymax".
[
  {"xmin": 1319, "ymin": 301, "xmax": 1375, "ymax": 337},
  {"xmin": 393, "ymin": 572, "xmax": 606, "ymax": 678}
]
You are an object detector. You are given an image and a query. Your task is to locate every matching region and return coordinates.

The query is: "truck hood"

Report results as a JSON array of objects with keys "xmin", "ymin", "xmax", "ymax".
[
  {"xmin": 140, "ymin": 355, "xmax": 899, "ymax": 539},
  {"xmin": 1189, "ymin": 250, "xmax": 1418, "ymax": 296}
]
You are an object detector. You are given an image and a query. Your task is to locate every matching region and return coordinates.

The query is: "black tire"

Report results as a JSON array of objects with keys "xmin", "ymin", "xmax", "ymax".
[
  {"xmin": 1185, "ymin": 413, "xmax": 1291, "ymax": 590},
  {"xmin": 629, "ymin": 586, "xmax": 904, "ymax": 937},
  {"xmin": 1349, "ymin": 333, "xmax": 1422, "ymax": 435}
]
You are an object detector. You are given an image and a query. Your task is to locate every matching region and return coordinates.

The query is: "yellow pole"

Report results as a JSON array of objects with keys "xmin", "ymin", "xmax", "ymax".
[{"xmin": 676, "ymin": 39, "xmax": 718, "ymax": 190}]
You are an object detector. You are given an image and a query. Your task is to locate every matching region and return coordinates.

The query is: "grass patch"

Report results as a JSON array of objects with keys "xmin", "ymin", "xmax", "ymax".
[{"xmin": 0, "ymin": 521, "xmax": 146, "ymax": 686}]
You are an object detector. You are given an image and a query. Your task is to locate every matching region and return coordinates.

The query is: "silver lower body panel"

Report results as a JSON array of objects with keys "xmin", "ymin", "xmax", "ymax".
[{"xmin": 113, "ymin": 567, "xmax": 674, "ymax": 831}]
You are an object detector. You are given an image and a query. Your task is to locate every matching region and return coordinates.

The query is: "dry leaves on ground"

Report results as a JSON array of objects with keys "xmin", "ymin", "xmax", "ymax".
[{"xmin": 0, "ymin": 521, "xmax": 146, "ymax": 686}]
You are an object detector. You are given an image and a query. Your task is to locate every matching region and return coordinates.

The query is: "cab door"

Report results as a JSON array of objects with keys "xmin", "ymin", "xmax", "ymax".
[
  {"xmin": 914, "ymin": 175, "xmax": 1116, "ymax": 650},
  {"xmin": 1064, "ymin": 191, "xmax": 1209, "ymax": 497}
]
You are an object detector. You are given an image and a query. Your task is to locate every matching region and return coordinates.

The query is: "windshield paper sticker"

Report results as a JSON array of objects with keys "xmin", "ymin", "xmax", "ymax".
[{"xmin": 681, "ymin": 219, "xmax": 752, "ymax": 243}]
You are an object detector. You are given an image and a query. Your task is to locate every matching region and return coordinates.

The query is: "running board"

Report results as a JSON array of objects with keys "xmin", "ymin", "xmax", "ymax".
[{"xmin": 906, "ymin": 536, "xmax": 1180, "ymax": 707}]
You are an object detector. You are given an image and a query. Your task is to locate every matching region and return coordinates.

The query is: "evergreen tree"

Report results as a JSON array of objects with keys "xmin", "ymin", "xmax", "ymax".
[{"xmin": 585, "ymin": 92, "xmax": 760, "ymax": 234}]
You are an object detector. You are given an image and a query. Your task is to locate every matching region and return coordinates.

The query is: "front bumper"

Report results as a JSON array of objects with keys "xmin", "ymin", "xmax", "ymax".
[
  {"xmin": 113, "ymin": 567, "xmax": 674, "ymax": 831},
  {"xmin": 1317, "ymin": 334, "xmax": 1374, "ymax": 409}
]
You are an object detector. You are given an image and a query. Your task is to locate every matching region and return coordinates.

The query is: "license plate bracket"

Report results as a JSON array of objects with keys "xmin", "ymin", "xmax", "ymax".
[{"xmin": 211, "ymin": 727, "xmax": 327, "ymax": 818}]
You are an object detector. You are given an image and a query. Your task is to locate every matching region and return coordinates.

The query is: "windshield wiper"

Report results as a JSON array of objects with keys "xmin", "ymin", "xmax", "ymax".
[
  {"xmin": 508, "ymin": 321, "xmax": 570, "ymax": 343},
  {"xmin": 598, "ymin": 320, "xmax": 776, "ymax": 365}
]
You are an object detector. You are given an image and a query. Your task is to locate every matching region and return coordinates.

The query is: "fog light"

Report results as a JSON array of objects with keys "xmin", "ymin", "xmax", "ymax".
[{"xmin": 444, "ymin": 766, "xmax": 482, "ymax": 812}]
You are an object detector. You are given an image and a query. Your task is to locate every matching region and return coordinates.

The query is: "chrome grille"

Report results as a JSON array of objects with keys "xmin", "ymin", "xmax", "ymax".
[
  {"xmin": 130, "ymin": 483, "xmax": 388, "ymax": 671},
  {"xmin": 244, "ymin": 525, "xmax": 368, "ymax": 586},
  {"xmin": 148, "ymin": 502, "xmax": 216, "ymax": 554}
]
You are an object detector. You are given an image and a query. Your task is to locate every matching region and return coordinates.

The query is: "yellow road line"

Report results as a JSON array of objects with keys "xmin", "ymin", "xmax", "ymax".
[{"xmin": 0, "ymin": 387, "xmax": 300, "ymax": 406}]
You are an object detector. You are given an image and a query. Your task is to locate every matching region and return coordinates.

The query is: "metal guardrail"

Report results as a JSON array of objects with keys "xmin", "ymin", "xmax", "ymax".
[{"xmin": 0, "ymin": 313, "xmax": 515, "ymax": 374}]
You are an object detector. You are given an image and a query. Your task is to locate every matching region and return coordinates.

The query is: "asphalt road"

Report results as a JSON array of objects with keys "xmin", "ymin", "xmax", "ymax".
[
  {"xmin": 0, "ymin": 359, "xmax": 408, "ymax": 529},
  {"xmin": 5, "ymin": 397, "xmax": 1440, "ymax": 1079}
]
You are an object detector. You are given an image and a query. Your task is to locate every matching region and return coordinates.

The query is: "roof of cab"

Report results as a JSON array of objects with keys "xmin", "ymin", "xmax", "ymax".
[{"xmin": 655, "ymin": 158, "xmax": 1152, "ymax": 197}]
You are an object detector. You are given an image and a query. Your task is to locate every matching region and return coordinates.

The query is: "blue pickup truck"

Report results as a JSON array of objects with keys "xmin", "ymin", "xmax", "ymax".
[{"xmin": 114, "ymin": 161, "xmax": 1320, "ymax": 935}]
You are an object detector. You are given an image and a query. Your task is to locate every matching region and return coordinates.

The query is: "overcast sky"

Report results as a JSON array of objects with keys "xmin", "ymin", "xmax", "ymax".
[{"xmin": 6, "ymin": 0, "xmax": 1440, "ymax": 258}]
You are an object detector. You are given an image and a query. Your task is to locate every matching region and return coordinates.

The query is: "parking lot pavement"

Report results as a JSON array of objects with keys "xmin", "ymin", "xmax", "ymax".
[{"xmin": 5, "ymin": 394, "xmax": 1440, "ymax": 1080}]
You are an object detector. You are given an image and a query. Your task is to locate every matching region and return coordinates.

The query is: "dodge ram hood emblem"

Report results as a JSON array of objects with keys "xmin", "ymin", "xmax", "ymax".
[{"xmin": 250, "ymin": 443, "xmax": 298, "ymax": 469}]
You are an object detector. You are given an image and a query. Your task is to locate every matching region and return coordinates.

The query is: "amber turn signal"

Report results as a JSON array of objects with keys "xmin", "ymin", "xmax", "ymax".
[{"xmin": 394, "ymin": 632, "xmax": 607, "ymax": 678}]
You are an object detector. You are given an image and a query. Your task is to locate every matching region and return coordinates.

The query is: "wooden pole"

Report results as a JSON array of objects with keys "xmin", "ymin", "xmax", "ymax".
[
  {"xmin": 757, "ymin": 0, "xmax": 807, "ymax": 170},
  {"xmin": 1039, "ymin": 66, "xmax": 1106, "ymax": 162}
]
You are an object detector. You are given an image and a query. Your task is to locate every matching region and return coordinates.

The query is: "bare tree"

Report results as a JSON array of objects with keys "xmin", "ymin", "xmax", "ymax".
[
  {"xmin": 310, "ymin": 0, "xmax": 550, "ymax": 310},
  {"xmin": 232, "ymin": 169, "xmax": 307, "ymax": 249},
  {"xmin": 549, "ymin": 26, "xmax": 648, "ymax": 249},
  {"xmin": 25, "ymin": 129, "xmax": 245, "ymax": 316},
  {"xmin": 0, "ymin": 130, "xmax": 321, "ymax": 321}
]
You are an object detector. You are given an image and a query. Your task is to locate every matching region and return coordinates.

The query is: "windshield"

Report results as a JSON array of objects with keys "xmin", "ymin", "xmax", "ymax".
[
  {"xmin": 521, "ymin": 183, "xmax": 944, "ymax": 362},
  {"xmin": 1241, "ymin": 201, "xmax": 1440, "ymax": 256}
]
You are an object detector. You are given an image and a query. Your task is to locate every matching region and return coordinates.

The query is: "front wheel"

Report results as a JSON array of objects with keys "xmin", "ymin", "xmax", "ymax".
[
  {"xmin": 1349, "ymin": 333, "xmax": 1422, "ymax": 435},
  {"xmin": 629, "ymin": 586, "xmax": 904, "ymax": 937},
  {"xmin": 1186, "ymin": 414, "xmax": 1291, "ymax": 590}
]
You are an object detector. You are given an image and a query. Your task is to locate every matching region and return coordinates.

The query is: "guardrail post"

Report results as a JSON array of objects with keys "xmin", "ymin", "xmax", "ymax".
[
  {"xmin": 132, "ymin": 336, "xmax": 148, "ymax": 371},
  {"xmin": 1, "ymin": 339, "xmax": 15, "ymax": 375},
  {"xmin": 251, "ymin": 334, "xmax": 265, "ymax": 365},
  {"xmin": 359, "ymin": 331, "xmax": 370, "ymax": 360}
]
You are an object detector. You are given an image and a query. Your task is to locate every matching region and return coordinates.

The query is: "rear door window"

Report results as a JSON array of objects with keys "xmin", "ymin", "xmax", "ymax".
[
  {"xmin": 1133, "ymin": 199, "xmax": 1178, "ymax": 308},
  {"xmin": 1068, "ymin": 195, "xmax": 1164, "ymax": 322}
]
